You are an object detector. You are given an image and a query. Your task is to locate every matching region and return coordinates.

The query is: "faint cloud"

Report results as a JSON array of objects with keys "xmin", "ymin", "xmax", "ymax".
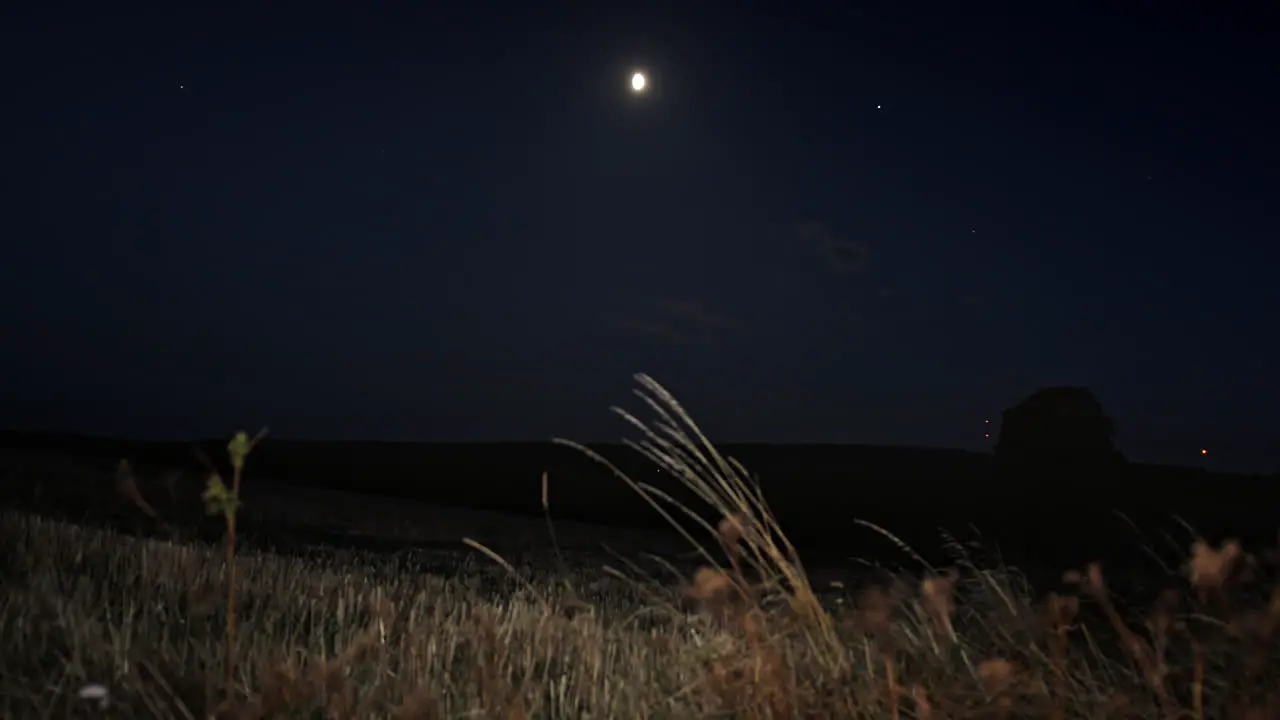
[
  {"xmin": 798, "ymin": 221, "xmax": 870, "ymax": 274},
  {"xmin": 653, "ymin": 298, "xmax": 741, "ymax": 332},
  {"xmin": 607, "ymin": 297, "xmax": 743, "ymax": 347}
]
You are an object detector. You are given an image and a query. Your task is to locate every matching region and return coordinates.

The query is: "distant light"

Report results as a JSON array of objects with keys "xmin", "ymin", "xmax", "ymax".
[
  {"xmin": 1200, "ymin": 448, "xmax": 1208, "ymax": 456},
  {"xmin": 876, "ymin": 104, "xmax": 882, "ymax": 110},
  {"xmin": 984, "ymin": 419, "xmax": 990, "ymax": 424},
  {"xmin": 984, "ymin": 433, "xmax": 990, "ymax": 438},
  {"xmin": 631, "ymin": 72, "xmax": 647, "ymax": 92}
]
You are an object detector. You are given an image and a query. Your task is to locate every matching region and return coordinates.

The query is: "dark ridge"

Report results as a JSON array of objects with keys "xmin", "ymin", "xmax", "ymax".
[{"xmin": 2, "ymin": 429, "xmax": 1275, "ymax": 574}]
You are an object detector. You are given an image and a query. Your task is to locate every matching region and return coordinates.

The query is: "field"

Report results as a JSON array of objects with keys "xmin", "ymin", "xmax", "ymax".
[
  {"xmin": 3, "ymin": 507, "xmax": 1277, "ymax": 719},
  {"xmin": 2, "ymin": 377, "xmax": 1278, "ymax": 718}
]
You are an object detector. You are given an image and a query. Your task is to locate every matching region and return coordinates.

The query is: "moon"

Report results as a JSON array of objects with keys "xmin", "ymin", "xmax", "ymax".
[{"xmin": 631, "ymin": 72, "xmax": 647, "ymax": 92}]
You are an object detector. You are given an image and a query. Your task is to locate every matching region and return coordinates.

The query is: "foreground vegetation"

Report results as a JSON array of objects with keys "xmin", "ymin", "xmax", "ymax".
[{"xmin": 2, "ymin": 375, "xmax": 1277, "ymax": 718}]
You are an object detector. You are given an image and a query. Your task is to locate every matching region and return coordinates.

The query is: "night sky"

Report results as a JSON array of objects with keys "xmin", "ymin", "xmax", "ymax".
[{"xmin": 4, "ymin": 3, "xmax": 1277, "ymax": 473}]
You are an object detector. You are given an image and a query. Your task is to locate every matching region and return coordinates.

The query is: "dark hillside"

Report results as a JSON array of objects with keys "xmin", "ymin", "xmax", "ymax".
[{"xmin": 4, "ymin": 431, "xmax": 1274, "ymax": 571}]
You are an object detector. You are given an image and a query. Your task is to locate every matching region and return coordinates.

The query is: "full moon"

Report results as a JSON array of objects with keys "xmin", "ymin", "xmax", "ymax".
[{"xmin": 631, "ymin": 72, "xmax": 647, "ymax": 92}]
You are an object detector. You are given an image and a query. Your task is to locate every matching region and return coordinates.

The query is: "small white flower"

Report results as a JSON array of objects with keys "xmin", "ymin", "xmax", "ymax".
[{"xmin": 78, "ymin": 683, "xmax": 111, "ymax": 709}]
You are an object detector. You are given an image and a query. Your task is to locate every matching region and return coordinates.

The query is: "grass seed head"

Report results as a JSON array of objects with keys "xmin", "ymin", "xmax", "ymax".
[
  {"xmin": 689, "ymin": 566, "xmax": 739, "ymax": 616},
  {"xmin": 1045, "ymin": 591, "xmax": 1080, "ymax": 630},
  {"xmin": 1188, "ymin": 538, "xmax": 1242, "ymax": 592},
  {"xmin": 717, "ymin": 512, "xmax": 746, "ymax": 551},
  {"xmin": 978, "ymin": 657, "xmax": 1014, "ymax": 692},
  {"xmin": 920, "ymin": 569, "xmax": 957, "ymax": 636}
]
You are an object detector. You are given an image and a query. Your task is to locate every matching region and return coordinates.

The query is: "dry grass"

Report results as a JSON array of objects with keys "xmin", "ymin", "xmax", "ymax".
[{"xmin": 2, "ymin": 373, "xmax": 1277, "ymax": 718}]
